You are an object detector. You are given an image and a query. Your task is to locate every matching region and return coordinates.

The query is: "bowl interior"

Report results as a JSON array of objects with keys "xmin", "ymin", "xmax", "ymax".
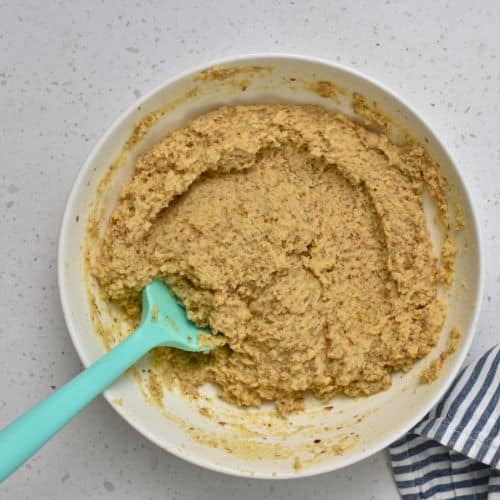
[{"xmin": 58, "ymin": 55, "xmax": 482, "ymax": 478}]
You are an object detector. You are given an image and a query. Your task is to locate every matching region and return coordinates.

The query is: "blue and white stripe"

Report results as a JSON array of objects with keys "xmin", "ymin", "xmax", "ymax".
[{"xmin": 390, "ymin": 344, "xmax": 500, "ymax": 499}]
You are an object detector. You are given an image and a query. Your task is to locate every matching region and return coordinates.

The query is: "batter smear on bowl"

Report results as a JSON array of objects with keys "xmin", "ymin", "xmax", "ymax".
[{"xmin": 91, "ymin": 104, "xmax": 456, "ymax": 414}]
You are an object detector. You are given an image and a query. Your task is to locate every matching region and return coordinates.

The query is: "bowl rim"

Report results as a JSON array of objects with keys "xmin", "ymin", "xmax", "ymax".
[{"xmin": 57, "ymin": 52, "xmax": 484, "ymax": 479}]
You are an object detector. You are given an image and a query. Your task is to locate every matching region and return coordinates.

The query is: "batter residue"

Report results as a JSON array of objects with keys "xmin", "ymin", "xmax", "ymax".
[{"xmin": 91, "ymin": 104, "xmax": 455, "ymax": 414}]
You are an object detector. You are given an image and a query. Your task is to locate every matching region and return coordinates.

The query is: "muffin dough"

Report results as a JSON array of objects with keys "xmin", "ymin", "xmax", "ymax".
[{"xmin": 92, "ymin": 104, "xmax": 454, "ymax": 414}]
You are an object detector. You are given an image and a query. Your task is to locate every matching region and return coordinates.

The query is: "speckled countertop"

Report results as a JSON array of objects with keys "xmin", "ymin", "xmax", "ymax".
[{"xmin": 0, "ymin": 1, "xmax": 499, "ymax": 499}]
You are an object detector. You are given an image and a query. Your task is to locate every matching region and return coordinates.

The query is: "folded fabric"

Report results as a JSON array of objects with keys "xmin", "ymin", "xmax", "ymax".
[{"xmin": 390, "ymin": 344, "xmax": 500, "ymax": 499}]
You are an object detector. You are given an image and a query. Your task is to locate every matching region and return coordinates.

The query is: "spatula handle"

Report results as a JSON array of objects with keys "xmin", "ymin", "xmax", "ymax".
[{"xmin": 0, "ymin": 327, "xmax": 155, "ymax": 482}]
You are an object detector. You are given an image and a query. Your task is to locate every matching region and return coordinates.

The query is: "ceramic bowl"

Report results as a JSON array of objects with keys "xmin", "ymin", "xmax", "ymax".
[{"xmin": 58, "ymin": 54, "xmax": 483, "ymax": 478}]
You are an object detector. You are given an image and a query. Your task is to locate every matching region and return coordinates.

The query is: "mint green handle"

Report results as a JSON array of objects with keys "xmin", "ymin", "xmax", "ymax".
[
  {"xmin": 0, "ymin": 326, "xmax": 158, "ymax": 482},
  {"xmin": 0, "ymin": 280, "xmax": 210, "ymax": 482}
]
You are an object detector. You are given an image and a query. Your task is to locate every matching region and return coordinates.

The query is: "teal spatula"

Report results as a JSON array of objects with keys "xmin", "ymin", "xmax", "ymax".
[{"xmin": 0, "ymin": 280, "xmax": 211, "ymax": 482}]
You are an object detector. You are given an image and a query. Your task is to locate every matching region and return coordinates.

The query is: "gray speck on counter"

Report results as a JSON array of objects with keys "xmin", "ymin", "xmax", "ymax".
[
  {"xmin": 7, "ymin": 184, "xmax": 19, "ymax": 194},
  {"xmin": 126, "ymin": 46, "xmax": 139, "ymax": 53},
  {"xmin": 103, "ymin": 480, "xmax": 115, "ymax": 492},
  {"xmin": 61, "ymin": 472, "xmax": 70, "ymax": 483}
]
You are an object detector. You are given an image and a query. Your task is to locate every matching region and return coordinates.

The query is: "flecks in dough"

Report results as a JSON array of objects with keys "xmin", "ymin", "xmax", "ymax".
[{"xmin": 92, "ymin": 104, "xmax": 455, "ymax": 414}]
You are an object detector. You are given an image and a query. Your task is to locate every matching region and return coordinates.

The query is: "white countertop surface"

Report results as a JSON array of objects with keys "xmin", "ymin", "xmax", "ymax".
[{"xmin": 1, "ymin": 1, "xmax": 499, "ymax": 498}]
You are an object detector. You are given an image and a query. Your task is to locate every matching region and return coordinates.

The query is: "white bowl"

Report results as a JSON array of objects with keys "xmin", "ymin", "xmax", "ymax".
[{"xmin": 58, "ymin": 54, "xmax": 483, "ymax": 479}]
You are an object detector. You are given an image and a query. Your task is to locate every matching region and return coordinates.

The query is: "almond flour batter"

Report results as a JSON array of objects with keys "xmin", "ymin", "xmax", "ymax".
[{"xmin": 91, "ymin": 104, "xmax": 455, "ymax": 414}]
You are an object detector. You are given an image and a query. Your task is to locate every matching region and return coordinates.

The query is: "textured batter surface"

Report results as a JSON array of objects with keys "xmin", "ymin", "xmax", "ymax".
[{"xmin": 92, "ymin": 104, "xmax": 454, "ymax": 414}]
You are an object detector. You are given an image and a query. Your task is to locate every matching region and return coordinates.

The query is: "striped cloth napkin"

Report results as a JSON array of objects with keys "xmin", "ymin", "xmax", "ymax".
[{"xmin": 390, "ymin": 344, "xmax": 500, "ymax": 499}]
